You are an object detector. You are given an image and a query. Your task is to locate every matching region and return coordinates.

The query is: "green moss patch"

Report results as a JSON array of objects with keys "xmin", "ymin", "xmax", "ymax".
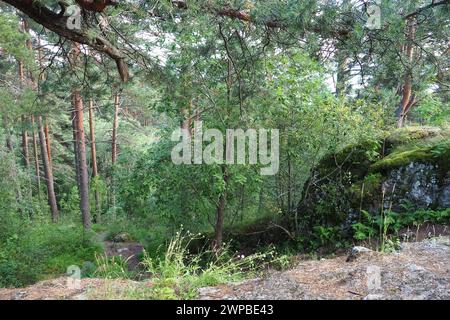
[
  {"xmin": 370, "ymin": 147, "xmax": 435, "ymax": 172},
  {"xmin": 370, "ymin": 138, "xmax": 450, "ymax": 173},
  {"xmin": 387, "ymin": 126, "xmax": 442, "ymax": 144}
]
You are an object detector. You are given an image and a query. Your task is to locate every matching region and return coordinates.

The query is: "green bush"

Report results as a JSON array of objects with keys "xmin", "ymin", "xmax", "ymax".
[{"xmin": 0, "ymin": 220, "xmax": 101, "ymax": 287}]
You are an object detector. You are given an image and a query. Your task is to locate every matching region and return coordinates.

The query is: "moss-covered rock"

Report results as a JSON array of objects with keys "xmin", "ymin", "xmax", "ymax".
[
  {"xmin": 371, "ymin": 138, "xmax": 450, "ymax": 174},
  {"xmin": 370, "ymin": 147, "xmax": 435, "ymax": 172},
  {"xmin": 386, "ymin": 126, "xmax": 442, "ymax": 146},
  {"xmin": 297, "ymin": 126, "xmax": 450, "ymax": 239}
]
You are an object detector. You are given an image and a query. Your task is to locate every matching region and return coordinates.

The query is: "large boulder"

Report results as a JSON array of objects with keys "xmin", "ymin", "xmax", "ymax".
[{"xmin": 297, "ymin": 126, "xmax": 450, "ymax": 237}]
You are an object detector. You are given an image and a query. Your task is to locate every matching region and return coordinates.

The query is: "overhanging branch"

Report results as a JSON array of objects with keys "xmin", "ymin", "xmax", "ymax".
[{"xmin": 1, "ymin": 0, "xmax": 129, "ymax": 82}]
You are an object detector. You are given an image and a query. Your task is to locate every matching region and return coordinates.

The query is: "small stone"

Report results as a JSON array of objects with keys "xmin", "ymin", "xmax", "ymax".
[
  {"xmin": 346, "ymin": 246, "xmax": 372, "ymax": 262},
  {"xmin": 364, "ymin": 294, "xmax": 384, "ymax": 300},
  {"xmin": 113, "ymin": 233, "xmax": 131, "ymax": 242}
]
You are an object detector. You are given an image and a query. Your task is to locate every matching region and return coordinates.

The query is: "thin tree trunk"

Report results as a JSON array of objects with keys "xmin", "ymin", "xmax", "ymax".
[
  {"xmin": 37, "ymin": 36, "xmax": 45, "ymax": 83},
  {"xmin": 88, "ymin": 97, "xmax": 100, "ymax": 223},
  {"xmin": 23, "ymin": 20, "xmax": 37, "ymax": 87},
  {"xmin": 73, "ymin": 91, "xmax": 91, "ymax": 229},
  {"xmin": 21, "ymin": 116, "xmax": 29, "ymax": 169},
  {"xmin": 18, "ymin": 21, "xmax": 30, "ymax": 169},
  {"xmin": 38, "ymin": 115, "xmax": 58, "ymax": 221},
  {"xmin": 88, "ymin": 98, "xmax": 98, "ymax": 177},
  {"xmin": 111, "ymin": 93, "xmax": 120, "ymax": 165},
  {"xmin": 71, "ymin": 108, "xmax": 80, "ymax": 189},
  {"xmin": 44, "ymin": 117, "xmax": 52, "ymax": 168},
  {"xmin": 214, "ymin": 165, "xmax": 229, "ymax": 249},
  {"xmin": 22, "ymin": 20, "xmax": 41, "ymax": 196},
  {"xmin": 31, "ymin": 115, "xmax": 41, "ymax": 195}
]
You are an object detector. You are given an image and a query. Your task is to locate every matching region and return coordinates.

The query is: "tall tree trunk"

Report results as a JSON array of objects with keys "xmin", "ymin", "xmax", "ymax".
[
  {"xmin": 213, "ymin": 165, "xmax": 229, "ymax": 249},
  {"xmin": 18, "ymin": 21, "xmax": 30, "ymax": 169},
  {"xmin": 88, "ymin": 97, "xmax": 100, "ymax": 223},
  {"xmin": 88, "ymin": 98, "xmax": 98, "ymax": 177},
  {"xmin": 21, "ymin": 116, "xmax": 29, "ymax": 169},
  {"xmin": 38, "ymin": 115, "xmax": 58, "ymax": 221},
  {"xmin": 397, "ymin": 18, "xmax": 416, "ymax": 128},
  {"xmin": 73, "ymin": 91, "xmax": 91, "ymax": 229},
  {"xmin": 37, "ymin": 36, "xmax": 45, "ymax": 83},
  {"xmin": 22, "ymin": 19, "xmax": 41, "ymax": 196},
  {"xmin": 44, "ymin": 117, "xmax": 52, "ymax": 168},
  {"xmin": 212, "ymin": 57, "xmax": 233, "ymax": 249},
  {"xmin": 23, "ymin": 20, "xmax": 37, "ymax": 87},
  {"xmin": 31, "ymin": 115, "xmax": 41, "ymax": 195},
  {"xmin": 71, "ymin": 108, "xmax": 80, "ymax": 189},
  {"xmin": 111, "ymin": 93, "xmax": 120, "ymax": 165}
]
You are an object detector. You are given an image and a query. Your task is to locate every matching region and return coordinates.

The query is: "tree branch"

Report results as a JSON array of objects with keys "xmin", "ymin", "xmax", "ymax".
[
  {"xmin": 404, "ymin": 0, "xmax": 449, "ymax": 19},
  {"xmin": 1, "ymin": 0, "xmax": 129, "ymax": 82}
]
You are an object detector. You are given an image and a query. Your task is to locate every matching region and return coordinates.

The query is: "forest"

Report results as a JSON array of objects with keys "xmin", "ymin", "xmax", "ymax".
[{"xmin": 0, "ymin": 0, "xmax": 449, "ymax": 301}]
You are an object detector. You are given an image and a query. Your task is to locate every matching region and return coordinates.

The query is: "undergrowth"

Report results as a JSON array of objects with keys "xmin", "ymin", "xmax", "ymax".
[
  {"xmin": 0, "ymin": 218, "xmax": 101, "ymax": 287},
  {"xmin": 92, "ymin": 230, "xmax": 288, "ymax": 299}
]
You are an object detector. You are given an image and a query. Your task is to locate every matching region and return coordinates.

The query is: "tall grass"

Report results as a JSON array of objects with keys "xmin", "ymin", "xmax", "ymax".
[{"xmin": 141, "ymin": 230, "xmax": 279, "ymax": 299}]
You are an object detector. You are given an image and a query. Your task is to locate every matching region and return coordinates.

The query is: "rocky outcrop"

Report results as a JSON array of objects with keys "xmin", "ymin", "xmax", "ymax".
[
  {"xmin": 296, "ymin": 127, "xmax": 450, "ymax": 237},
  {"xmin": 382, "ymin": 163, "xmax": 450, "ymax": 212}
]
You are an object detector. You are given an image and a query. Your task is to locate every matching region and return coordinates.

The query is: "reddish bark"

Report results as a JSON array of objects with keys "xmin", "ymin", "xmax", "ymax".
[
  {"xmin": 88, "ymin": 98, "xmax": 98, "ymax": 177},
  {"xmin": 398, "ymin": 19, "xmax": 416, "ymax": 128},
  {"xmin": 31, "ymin": 115, "xmax": 41, "ymax": 195},
  {"xmin": 73, "ymin": 91, "xmax": 91, "ymax": 229},
  {"xmin": 38, "ymin": 116, "xmax": 59, "ymax": 221}
]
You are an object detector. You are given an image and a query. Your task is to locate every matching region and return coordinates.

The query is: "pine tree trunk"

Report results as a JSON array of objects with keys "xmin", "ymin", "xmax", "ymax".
[
  {"xmin": 71, "ymin": 107, "xmax": 80, "ymax": 189},
  {"xmin": 88, "ymin": 97, "xmax": 100, "ymax": 223},
  {"xmin": 18, "ymin": 53, "xmax": 30, "ymax": 170},
  {"xmin": 38, "ymin": 115, "xmax": 59, "ymax": 221},
  {"xmin": 73, "ymin": 91, "xmax": 91, "ymax": 229},
  {"xmin": 398, "ymin": 18, "xmax": 416, "ymax": 128},
  {"xmin": 88, "ymin": 98, "xmax": 98, "ymax": 177},
  {"xmin": 44, "ymin": 118, "xmax": 52, "ymax": 168},
  {"xmin": 111, "ymin": 93, "xmax": 120, "ymax": 165},
  {"xmin": 31, "ymin": 115, "xmax": 41, "ymax": 195},
  {"xmin": 21, "ymin": 116, "xmax": 29, "ymax": 169},
  {"xmin": 22, "ymin": 20, "xmax": 41, "ymax": 196}
]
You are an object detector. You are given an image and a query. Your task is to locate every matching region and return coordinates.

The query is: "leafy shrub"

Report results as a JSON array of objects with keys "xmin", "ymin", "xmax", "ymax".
[{"xmin": 0, "ymin": 221, "xmax": 101, "ymax": 287}]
